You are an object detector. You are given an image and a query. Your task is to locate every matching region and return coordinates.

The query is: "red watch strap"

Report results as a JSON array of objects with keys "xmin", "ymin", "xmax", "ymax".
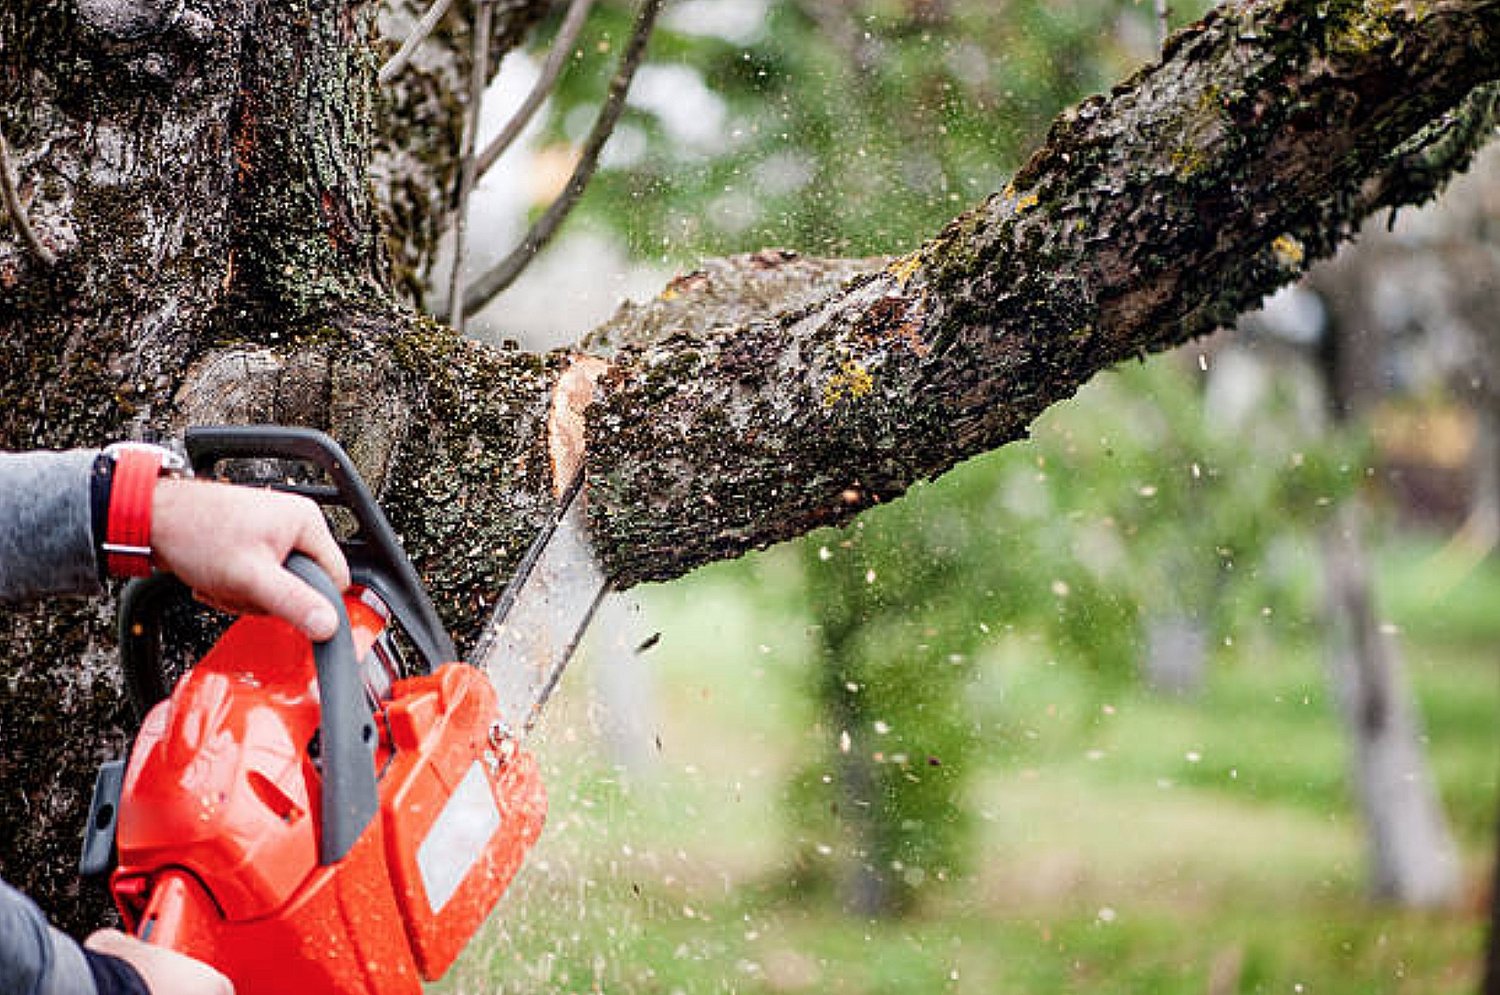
[{"xmin": 104, "ymin": 448, "xmax": 163, "ymax": 577}]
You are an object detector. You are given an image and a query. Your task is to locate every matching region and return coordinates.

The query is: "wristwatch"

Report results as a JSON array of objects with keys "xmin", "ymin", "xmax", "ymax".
[{"xmin": 92, "ymin": 442, "xmax": 192, "ymax": 578}]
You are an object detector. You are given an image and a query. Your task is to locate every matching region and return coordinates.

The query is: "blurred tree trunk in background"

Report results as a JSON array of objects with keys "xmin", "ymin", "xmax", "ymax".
[
  {"xmin": 1319, "ymin": 501, "xmax": 1460, "ymax": 904},
  {"xmin": 1139, "ymin": 531, "xmax": 1213, "ymax": 696},
  {"xmin": 797, "ymin": 532, "xmax": 975, "ymax": 920},
  {"xmin": 1308, "ymin": 249, "xmax": 1462, "ymax": 906}
]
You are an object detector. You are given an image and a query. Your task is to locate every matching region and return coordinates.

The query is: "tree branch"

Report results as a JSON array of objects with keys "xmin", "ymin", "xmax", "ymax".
[
  {"xmin": 378, "ymin": 0, "xmax": 456, "ymax": 84},
  {"xmin": 474, "ymin": 0, "xmax": 597, "ymax": 178},
  {"xmin": 0, "ymin": 122, "xmax": 56, "ymax": 266},
  {"xmin": 445, "ymin": 0, "xmax": 498, "ymax": 333},
  {"xmin": 583, "ymin": 0, "xmax": 1500, "ymax": 587},
  {"xmin": 459, "ymin": 0, "xmax": 663, "ymax": 315}
]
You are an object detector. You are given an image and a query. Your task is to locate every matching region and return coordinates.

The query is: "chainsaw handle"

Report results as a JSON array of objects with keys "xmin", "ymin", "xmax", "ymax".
[
  {"xmin": 133, "ymin": 868, "xmax": 219, "ymax": 955},
  {"xmin": 285, "ymin": 552, "xmax": 379, "ymax": 865}
]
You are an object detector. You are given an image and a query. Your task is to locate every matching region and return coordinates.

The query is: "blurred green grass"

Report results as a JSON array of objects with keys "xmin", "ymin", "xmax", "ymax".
[{"xmin": 435, "ymin": 534, "xmax": 1498, "ymax": 994}]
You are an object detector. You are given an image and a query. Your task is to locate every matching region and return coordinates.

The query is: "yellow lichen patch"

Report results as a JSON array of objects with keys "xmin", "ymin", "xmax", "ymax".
[
  {"xmin": 1015, "ymin": 191, "xmax": 1040, "ymax": 213},
  {"xmin": 1271, "ymin": 233, "xmax": 1305, "ymax": 269},
  {"xmin": 1171, "ymin": 145, "xmax": 1207, "ymax": 179},
  {"xmin": 823, "ymin": 358, "xmax": 875, "ymax": 408},
  {"xmin": 1326, "ymin": 0, "xmax": 1407, "ymax": 58},
  {"xmin": 660, "ymin": 287, "xmax": 679, "ymax": 301},
  {"xmin": 886, "ymin": 253, "xmax": 923, "ymax": 287}
]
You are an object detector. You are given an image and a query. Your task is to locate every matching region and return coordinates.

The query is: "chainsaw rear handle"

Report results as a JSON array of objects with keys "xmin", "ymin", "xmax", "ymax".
[{"xmin": 119, "ymin": 553, "xmax": 378, "ymax": 866}]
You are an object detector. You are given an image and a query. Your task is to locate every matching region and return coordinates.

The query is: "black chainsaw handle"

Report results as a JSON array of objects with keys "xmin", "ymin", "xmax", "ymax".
[
  {"xmin": 285, "ymin": 553, "xmax": 379, "ymax": 865},
  {"xmin": 118, "ymin": 554, "xmax": 378, "ymax": 865}
]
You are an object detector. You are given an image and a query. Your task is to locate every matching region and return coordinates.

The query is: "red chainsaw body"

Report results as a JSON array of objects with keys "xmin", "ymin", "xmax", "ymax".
[{"xmin": 111, "ymin": 593, "xmax": 547, "ymax": 994}]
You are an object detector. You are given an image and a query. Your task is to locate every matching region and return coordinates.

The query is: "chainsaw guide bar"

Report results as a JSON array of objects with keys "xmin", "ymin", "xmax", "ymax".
[{"xmin": 468, "ymin": 472, "xmax": 610, "ymax": 739}]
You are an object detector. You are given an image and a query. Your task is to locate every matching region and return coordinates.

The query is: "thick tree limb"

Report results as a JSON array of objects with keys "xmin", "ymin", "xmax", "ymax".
[{"xmin": 584, "ymin": 0, "xmax": 1500, "ymax": 586}]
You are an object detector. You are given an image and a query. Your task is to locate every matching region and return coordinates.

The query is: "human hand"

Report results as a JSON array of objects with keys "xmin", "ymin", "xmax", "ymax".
[
  {"xmin": 84, "ymin": 929, "xmax": 234, "ymax": 995},
  {"xmin": 148, "ymin": 478, "xmax": 351, "ymax": 640}
]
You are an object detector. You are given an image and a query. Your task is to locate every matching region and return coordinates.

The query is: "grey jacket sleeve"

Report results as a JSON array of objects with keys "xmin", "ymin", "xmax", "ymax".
[
  {"xmin": 0, "ymin": 450, "xmax": 103, "ymax": 601},
  {"xmin": 0, "ymin": 879, "xmax": 98, "ymax": 995}
]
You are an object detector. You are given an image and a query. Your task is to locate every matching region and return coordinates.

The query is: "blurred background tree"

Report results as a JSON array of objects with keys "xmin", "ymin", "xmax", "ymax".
[{"xmin": 532, "ymin": 0, "xmax": 1160, "ymax": 262}]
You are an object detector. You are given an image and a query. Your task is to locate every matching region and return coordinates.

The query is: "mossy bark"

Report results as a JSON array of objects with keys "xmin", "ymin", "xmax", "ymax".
[
  {"xmin": 588, "ymin": 2, "xmax": 1500, "ymax": 585},
  {"xmin": 0, "ymin": 0, "xmax": 1496, "ymax": 932}
]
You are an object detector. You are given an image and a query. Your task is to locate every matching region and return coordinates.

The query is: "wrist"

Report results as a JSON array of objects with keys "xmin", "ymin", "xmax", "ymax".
[{"xmin": 94, "ymin": 442, "xmax": 191, "ymax": 579}]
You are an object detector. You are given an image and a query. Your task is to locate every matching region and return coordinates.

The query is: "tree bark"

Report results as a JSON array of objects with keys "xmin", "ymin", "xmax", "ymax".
[{"xmin": 1, "ymin": 0, "xmax": 1498, "ymax": 930}]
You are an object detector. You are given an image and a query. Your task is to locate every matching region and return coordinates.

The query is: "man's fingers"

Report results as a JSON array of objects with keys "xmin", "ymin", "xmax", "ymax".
[
  {"xmin": 291, "ymin": 502, "xmax": 351, "ymax": 592},
  {"xmin": 241, "ymin": 561, "xmax": 340, "ymax": 641}
]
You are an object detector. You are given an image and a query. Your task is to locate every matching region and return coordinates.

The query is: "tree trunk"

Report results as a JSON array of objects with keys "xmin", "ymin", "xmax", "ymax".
[
  {"xmin": 1320, "ymin": 501, "xmax": 1461, "ymax": 906},
  {"xmin": 1305, "ymin": 207, "xmax": 1465, "ymax": 907},
  {"xmin": 1141, "ymin": 610, "xmax": 1209, "ymax": 696},
  {"xmin": 2, "ymin": 0, "xmax": 1499, "ymax": 931},
  {"xmin": 1468, "ymin": 398, "xmax": 1500, "ymax": 547}
]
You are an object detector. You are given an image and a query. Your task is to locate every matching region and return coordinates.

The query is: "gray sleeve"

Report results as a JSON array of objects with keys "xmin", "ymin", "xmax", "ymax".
[
  {"xmin": 0, "ymin": 450, "xmax": 103, "ymax": 601},
  {"xmin": 0, "ymin": 879, "xmax": 98, "ymax": 995}
]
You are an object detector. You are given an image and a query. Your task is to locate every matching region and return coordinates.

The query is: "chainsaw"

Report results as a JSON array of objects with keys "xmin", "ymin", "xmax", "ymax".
[{"xmin": 78, "ymin": 425, "xmax": 608, "ymax": 994}]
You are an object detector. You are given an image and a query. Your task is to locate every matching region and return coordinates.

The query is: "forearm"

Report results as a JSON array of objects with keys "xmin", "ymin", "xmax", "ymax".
[
  {"xmin": 0, "ymin": 879, "xmax": 98, "ymax": 995},
  {"xmin": 0, "ymin": 451, "xmax": 102, "ymax": 600}
]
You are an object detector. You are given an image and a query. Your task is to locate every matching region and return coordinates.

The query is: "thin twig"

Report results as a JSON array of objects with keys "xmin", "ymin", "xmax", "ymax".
[
  {"xmin": 1155, "ymin": 0, "xmax": 1170, "ymax": 49},
  {"xmin": 0, "ymin": 124, "xmax": 56, "ymax": 267},
  {"xmin": 461, "ymin": 0, "xmax": 663, "ymax": 316},
  {"xmin": 475, "ymin": 0, "xmax": 597, "ymax": 178},
  {"xmin": 378, "ymin": 0, "xmax": 457, "ymax": 84},
  {"xmin": 446, "ymin": 0, "xmax": 497, "ymax": 333}
]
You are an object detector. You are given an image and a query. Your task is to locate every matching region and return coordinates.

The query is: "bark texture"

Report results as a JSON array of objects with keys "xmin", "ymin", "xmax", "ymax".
[
  {"xmin": 0, "ymin": 0, "xmax": 1497, "ymax": 931},
  {"xmin": 587, "ymin": 4, "xmax": 1500, "ymax": 585}
]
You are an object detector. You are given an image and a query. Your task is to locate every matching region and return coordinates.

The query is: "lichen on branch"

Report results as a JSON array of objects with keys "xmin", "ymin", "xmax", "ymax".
[{"xmin": 583, "ymin": 0, "xmax": 1500, "ymax": 588}]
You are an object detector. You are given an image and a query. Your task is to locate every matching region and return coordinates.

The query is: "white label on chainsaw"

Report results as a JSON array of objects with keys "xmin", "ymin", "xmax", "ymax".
[{"xmin": 417, "ymin": 762, "xmax": 500, "ymax": 913}]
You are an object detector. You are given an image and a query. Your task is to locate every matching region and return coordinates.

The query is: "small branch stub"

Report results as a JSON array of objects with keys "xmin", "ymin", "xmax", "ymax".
[{"xmin": 0, "ymin": 126, "xmax": 57, "ymax": 267}]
